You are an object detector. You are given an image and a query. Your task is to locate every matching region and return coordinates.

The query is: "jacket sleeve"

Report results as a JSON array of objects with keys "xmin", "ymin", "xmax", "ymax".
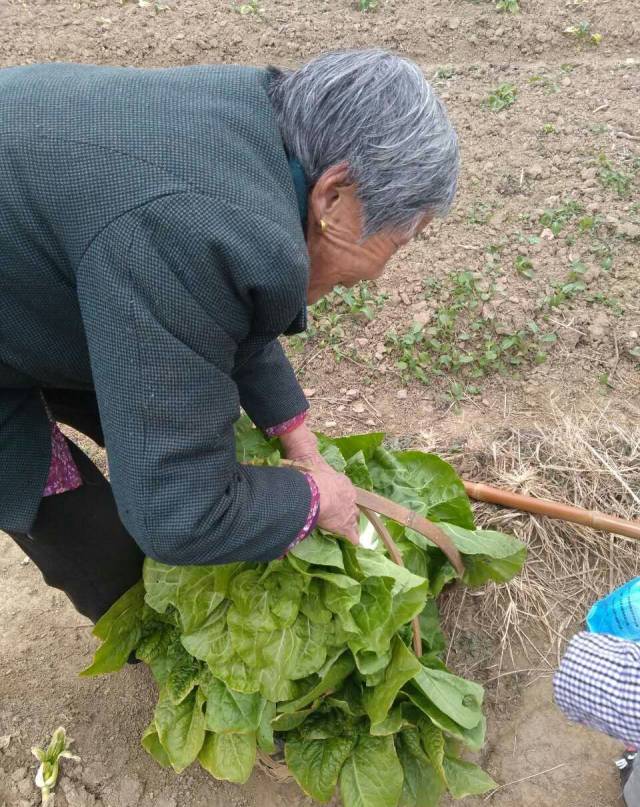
[
  {"xmin": 76, "ymin": 194, "xmax": 312, "ymax": 565},
  {"xmin": 232, "ymin": 338, "xmax": 308, "ymax": 432},
  {"xmin": 0, "ymin": 388, "xmax": 52, "ymax": 533}
]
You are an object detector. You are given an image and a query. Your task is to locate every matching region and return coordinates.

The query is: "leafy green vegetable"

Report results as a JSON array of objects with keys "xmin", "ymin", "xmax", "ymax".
[
  {"xmin": 141, "ymin": 723, "xmax": 171, "ymax": 768},
  {"xmin": 154, "ymin": 687, "xmax": 206, "ymax": 773},
  {"xmin": 31, "ymin": 726, "xmax": 80, "ymax": 805},
  {"xmin": 443, "ymin": 755, "xmax": 497, "ymax": 798},
  {"xmin": 396, "ymin": 729, "xmax": 445, "ymax": 807},
  {"xmin": 256, "ymin": 701, "xmax": 277, "ymax": 753},
  {"xmin": 412, "ymin": 667, "xmax": 484, "ymax": 730},
  {"xmin": 291, "ymin": 531, "xmax": 346, "ymax": 569},
  {"xmin": 419, "ymin": 720, "xmax": 446, "ymax": 783},
  {"xmin": 364, "ymin": 638, "xmax": 421, "ymax": 728},
  {"xmin": 286, "ymin": 736, "xmax": 355, "ymax": 802},
  {"xmin": 440, "ymin": 524, "xmax": 528, "ymax": 587},
  {"xmin": 80, "ymin": 581, "xmax": 145, "ymax": 676},
  {"xmin": 83, "ymin": 416, "xmax": 526, "ymax": 806},
  {"xmin": 325, "ymin": 431, "xmax": 385, "ymax": 462},
  {"xmin": 198, "ymin": 731, "xmax": 256, "ymax": 783},
  {"xmin": 143, "ymin": 562, "xmax": 231, "ymax": 633},
  {"xmin": 340, "ymin": 735, "xmax": 403, "ymax": 807},
  {"xmin": 368, "ymin": 449, "xmax": 475, "ymax": 529},
  {"xmin": 203, "ymin": 677, "xmax": 266, "ymax": 734}
]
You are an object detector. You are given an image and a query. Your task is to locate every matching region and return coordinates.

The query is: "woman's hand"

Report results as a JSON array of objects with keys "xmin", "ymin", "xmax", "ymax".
[
  {"xmin": 311, "ymin": 465, "xmax": 360, "ymax": 545},
  {"xmin": 280, "ymin": 422, "xmax": 360, "ymax": 545}
]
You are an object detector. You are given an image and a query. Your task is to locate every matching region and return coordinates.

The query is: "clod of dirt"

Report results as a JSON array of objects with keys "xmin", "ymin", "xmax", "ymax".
[
  {"xmin": 116, "ymin": 774, "xmax": 144, "ymax": 806},
  {"xmin": 525, "ymin": 164, "xmax": 544, "ymax": 179},
  {"xmin": 587, "ymin": 312, "xmax": 610, "ymax": 340},
  {"xmin": 60, "ymin": 778, "xmax": 102, "ymax": 807},
  {"xmin": 619, "ymin": 221, "xmax": 640, "ymax": 240},
  {"xmin": 16, "ymin": 776, "xmax": 33, "ymax": 797}
]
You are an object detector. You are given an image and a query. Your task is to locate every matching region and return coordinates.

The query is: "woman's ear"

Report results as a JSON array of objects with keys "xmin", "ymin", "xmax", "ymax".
[{"xmin": 308, "ymin": 163, "xmax": 351, "ymax": 224}]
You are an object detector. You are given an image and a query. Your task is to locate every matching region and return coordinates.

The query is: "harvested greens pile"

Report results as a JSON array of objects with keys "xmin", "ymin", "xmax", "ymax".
[{"xmin": 83, "ymin": 419, "xmax": 526, "ymax": 807}]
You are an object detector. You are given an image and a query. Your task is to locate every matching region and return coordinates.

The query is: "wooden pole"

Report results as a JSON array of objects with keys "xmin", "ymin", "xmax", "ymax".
[{"xmin": 462, "ymin": 480, "xmax": 640, "ymax": 540}]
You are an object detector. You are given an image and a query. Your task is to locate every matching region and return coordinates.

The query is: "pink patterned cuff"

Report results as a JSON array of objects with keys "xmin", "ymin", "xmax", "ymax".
[
  {"xmin": 42, "ymin": 422, "xmax": 83, "ymax": 497},
  {"xmin": 283, "ymin": 473, "xmax": 320, "ymax": 556},
  {"xmin": 264, "ymin": 410, "xmax": 308, "ymax": 439}
]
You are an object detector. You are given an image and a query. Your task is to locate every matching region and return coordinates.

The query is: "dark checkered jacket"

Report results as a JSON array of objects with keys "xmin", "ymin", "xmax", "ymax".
[{"xmin": 0, "ymin": 63, "xmax": 312, "ymax": 563}]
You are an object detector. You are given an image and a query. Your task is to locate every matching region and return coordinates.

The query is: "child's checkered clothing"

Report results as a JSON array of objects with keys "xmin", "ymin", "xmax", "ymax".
[{"xmin": 554, "ymin": 631, "xmax": 640, "ymax": 746}]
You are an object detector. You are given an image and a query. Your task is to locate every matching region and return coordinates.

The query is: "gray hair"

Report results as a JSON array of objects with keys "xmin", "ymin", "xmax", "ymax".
[{"xmin": 267, "ymin": 49, "xmax": 459, "ymax": 237}]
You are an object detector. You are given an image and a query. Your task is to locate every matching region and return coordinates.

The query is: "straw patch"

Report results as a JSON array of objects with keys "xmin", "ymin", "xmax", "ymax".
[{"xmin": 428, "ymin": 410, "xmax": 640, "ymax": 678}]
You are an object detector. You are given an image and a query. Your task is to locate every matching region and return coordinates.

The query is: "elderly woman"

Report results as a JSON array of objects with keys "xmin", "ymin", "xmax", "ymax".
[{"xmin": 0, "ymin": 50, "xmax": 458, "ymax": 623}]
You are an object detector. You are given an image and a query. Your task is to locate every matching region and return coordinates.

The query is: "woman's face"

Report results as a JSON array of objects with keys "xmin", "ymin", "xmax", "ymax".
[{"xmin": 305, "ymin": 165, "xmax": 430, "ymax": 305}]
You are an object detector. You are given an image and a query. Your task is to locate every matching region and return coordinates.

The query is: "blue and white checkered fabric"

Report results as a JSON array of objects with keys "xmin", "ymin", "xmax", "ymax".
[{"xmin": 554, "ymin": 631, "xmax": 640, "ymax": 746}]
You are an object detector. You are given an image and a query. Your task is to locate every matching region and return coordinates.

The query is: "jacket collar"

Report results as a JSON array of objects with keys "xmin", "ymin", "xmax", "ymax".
[
  {"xmin": 288, "ymin": 158, "xmax": 308, "ymax": 230},
  {"xmin": 284, "ymin": 158, "xmax": 309, "ymax": 335}
]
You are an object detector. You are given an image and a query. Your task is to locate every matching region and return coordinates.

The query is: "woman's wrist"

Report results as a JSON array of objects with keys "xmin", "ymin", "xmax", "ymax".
[
  {"xmin": 264, "ymin": 410, "xmax": 309, "ymax": 439},
  {"xmin": 282, "ymin": 472, "xmax": 320, "ymax": 556},
  {"xmin": 279, "ymin": 419, "xmax": 320, "ymax": 462}
]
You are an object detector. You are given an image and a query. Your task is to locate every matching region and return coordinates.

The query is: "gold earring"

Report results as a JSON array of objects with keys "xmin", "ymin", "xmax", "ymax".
[{"xmin": 320, "ymin": 219, "xmax": 328, "ymax": 234}]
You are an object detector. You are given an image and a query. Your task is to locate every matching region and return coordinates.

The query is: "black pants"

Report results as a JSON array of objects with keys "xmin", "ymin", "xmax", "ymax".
[{"xmin": 6, "ymin": 390, "xmax": 144, "ymax": 623}]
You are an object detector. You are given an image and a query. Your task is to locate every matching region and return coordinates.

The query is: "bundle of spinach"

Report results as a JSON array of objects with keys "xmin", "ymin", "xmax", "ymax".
[{"xmin": 82, "ymin": 419, "xmax": 526, "ymax": 806}]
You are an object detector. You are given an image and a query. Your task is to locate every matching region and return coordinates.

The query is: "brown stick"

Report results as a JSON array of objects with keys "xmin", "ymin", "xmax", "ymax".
[
  {"xmin": 353, "ymin": 488, "xmax": 464, "ymax": 575},
  {"xmin": 463, "ymin": 480, "xmax": 640, "ymax": 540},
  {"xmin": 279, "ymin": 459, "xmax": 464, "ymax": 575}
]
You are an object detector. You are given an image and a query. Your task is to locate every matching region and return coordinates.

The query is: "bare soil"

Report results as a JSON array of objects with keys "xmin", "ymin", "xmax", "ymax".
[{"xmin": 1, "ymin": 0, "xmax": 639, "ymax": 805}]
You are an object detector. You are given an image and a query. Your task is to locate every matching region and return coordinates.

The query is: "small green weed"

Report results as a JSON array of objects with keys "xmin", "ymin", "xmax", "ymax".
[
  {"xmin": 485, "ymin": 83, "xmax": 518, "ymax": 111},
  {"xmin": 597, "ymin": 154, "xmax": 634, "ymax": 197},
  {"xmin": 447, "ymin": 381, "xmax": 482, "ymax": 405},
  {"xmin": 515, "ymin": 255, "xmax": 534, "ymax": 279},
  {"xmin": 288, "ymin": 282, "xmax": 385, "ymax": 354},
  {"xmin": 578, "ymin": 214, "xmax": 601, "ymax": 232},
  {"xmin": 545, "ymin": 261, "xmax": 588, "ymax": 308},
  {"xmin": 235, "ymin": 0, "xmax": 263, "ymax": 13},
  {"xmin": 539, "ymin": 200, "xmax": 584, "ymax": 235},
  {"xmin": 386, "ymin": 270, "xmax": 557, "ymax": 384},
  {"xmin": 586, "ymin": 290, "xmax": 623, "ymax": 315},
  {"xmin": 598, "ymin": 372, "xmax": 614, "ymax": 390},
  {"xmin": 356, "ymin": 0, "xmax": 378, "ymax": 10},
  {"xmin": 496, "ymin": 0, "xmax": 519, "ymax": 11},
  {"xmin": 529, "ymin": 75, "xmax": 559, "ymax": 94},
  {"xmin": 564, "ymin": 21, "xmax": 602, "ymax": 45},
  {"xmin": 130, "ymin": 0, "xmax": 171, "ymax": 9},
  {"xmin": 467, "ymin": 202, "xmax": 494, "ymax": 225},
  {"xmin": 333, "ymin": 283, "xmax": 387, "ymax": 321},
  {"xmin": 32, "ymin": 727, "xmax": 80, "ymax": 804},
  {"xmin": 435, "ymin": 66, "xmax": 455, "ymax": 80}
]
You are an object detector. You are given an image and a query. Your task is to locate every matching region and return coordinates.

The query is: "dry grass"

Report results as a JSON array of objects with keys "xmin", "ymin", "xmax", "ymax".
[{"xmin": 428, "ymin": 408, "xmax": 640, "ymax": 676}]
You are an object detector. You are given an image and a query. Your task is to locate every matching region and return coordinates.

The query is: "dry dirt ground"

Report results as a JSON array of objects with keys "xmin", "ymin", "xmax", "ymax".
[{"xmin": 1, "ymin": 0, "xmax": 639, "ymax": 805}]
